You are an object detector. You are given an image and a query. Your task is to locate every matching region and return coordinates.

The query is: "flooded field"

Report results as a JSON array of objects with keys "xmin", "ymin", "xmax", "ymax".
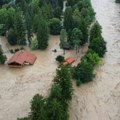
[
  {"xmin": 69, "ymin": 0, "xmax": 120, "ymax": 120},
  {"xmin": 0, "ymin": 35, "xmax": 87, "ymax": 120},
  {"xmin": 0, "ymin": 0, "xmax": 120, "ymax": 120}
]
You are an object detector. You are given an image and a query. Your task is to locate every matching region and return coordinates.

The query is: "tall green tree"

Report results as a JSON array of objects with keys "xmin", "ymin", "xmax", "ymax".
[
  {"xmin": 53, "ymin": 6, "xmax": 62, "ymax": 18},
  {"xmin": 73, "ymin": 10, "xmax": 88, "ymax": 45},
  {"xmin": 49, "ymin": 82, "xmax": 62, "ymax": 101},
  {"xmin": 47, "ymin": 98, "xmax": 68, "ymax": 120},
  {"xmin": 41, "ymin": 3, "xmax": 53, "ymax": 19},
  {"xmin": 33, "ymin": 13, "xmax": 39, "ymax": 33},
  {"xmin": 30, "ymin": 94, "xmax": 48, "ymax": 120},
  {"xmin": 64, "ymin": 7, "xmax": 74, "ymax": 38},
  {"xmin": 54, "ymin": 65, "xmax": 73, "ymax": 105},
  {"xmin": 25, "ymin": 10, "xmax": 32, "ymax": 45},
  {"xmin": 90, "ymin": 21, "xmax": 102, "ymax": 42},
  {"xmin": 74, "ymin": 60, "xmax": 94, "ymax": 83},
  {"xmin": 49, "ymin": 18, "xmax": 61, "ymax": 35},
  {"xmin": 37, "ymin": 13, "xmax": 49, "ymax": 49},
  {"xmin": 89, "ymin": 37, "xmax": 106, "ymax": 57},
  {"xmin": 59, "ymin": 29, "xmax": 67, "ymax": 54},
  {"xmin": 0, "ymin": 7, "xmax": 15, "ymax": 32},
  {"xmin": 70, "ymin": 28, "xmax": 83, "ymax": 54},
  {"xmin": 13, "ymin": 10, "xmax": 26, "ymax": 45}
]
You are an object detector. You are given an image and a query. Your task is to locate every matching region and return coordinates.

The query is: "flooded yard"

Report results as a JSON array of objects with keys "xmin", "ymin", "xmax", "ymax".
[
  {"xmin": 0, "ymin": 35, "xmax": 87, "ymax": 120},
  {"xmin": 0, "ymin": 0, "xmax": 120, "ymax": 120}
]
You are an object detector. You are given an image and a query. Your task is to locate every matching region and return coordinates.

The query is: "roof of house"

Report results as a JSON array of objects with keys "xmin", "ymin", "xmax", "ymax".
[
  {"xmin": 63, "ymin": 57, "xmax": 75, "ymax": 65},
  {"xmin": 8, "ymin": 50, "xmax": 37, "ymax": 65},
  {"xmin": 63, "ymin": 43, "xmax": 73, "ymax": 50}
]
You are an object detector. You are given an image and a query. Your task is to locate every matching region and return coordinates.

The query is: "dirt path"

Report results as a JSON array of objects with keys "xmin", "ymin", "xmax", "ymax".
[{"xmin": 69, "ymin": 0, "xmax": 120, "ymax": 120}]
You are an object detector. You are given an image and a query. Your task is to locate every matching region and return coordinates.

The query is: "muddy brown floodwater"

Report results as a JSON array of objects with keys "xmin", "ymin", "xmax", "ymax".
[
  {"xmin": 0, "ymin": 34, "xmax": 87, "ymax": 120},
  {"xmin": 69, "ymin": 0, "xmax": 120, "ymax": 120},
  {"xmin": 0, "ymin": 0, "xmax": 120, "ymax": 120}
]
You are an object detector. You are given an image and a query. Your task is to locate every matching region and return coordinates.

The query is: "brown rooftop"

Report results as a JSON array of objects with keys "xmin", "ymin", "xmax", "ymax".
[{"xmin": 8, "ymin": 50, "xmax": 37, "ymax": 67}]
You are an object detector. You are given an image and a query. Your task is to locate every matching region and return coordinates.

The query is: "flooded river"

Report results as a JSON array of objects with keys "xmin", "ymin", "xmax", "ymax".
[
  {"xmin": 0, "ymin": 0, "xmax": 120, "ymax": 120},
  {"xmin": 69, "ymin": 0, "xmax": 120, "ymax": 120}
]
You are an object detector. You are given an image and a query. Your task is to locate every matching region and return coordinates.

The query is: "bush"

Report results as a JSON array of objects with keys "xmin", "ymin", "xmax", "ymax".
[
  {"xmin": 49, "ymin": 18, "xmax": 61, "ymax": 35},
  {"xmin": 82, "ymin": 49, "xmax": 101, "ymax": 66},
  {"xmin": 76, "ymin": 79, "xmax": 82, "ymax": 86},
  {"xmin": 30, "ymin": 37, "xmax": 38, "ymax": 50},
  {"xmin": 56, "ymin": 55, "xmax": 64, "ymax": 63},
  {"xmin": 74, "ymin": 60, "xmax": 95, "ymax": 83}
]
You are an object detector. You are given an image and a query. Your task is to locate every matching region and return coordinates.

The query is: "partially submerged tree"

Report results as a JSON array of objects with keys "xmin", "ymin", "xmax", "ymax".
[
  {"xmin": 13, "ymin": 10, "xmax": 26, "ymax": 45},
  {"xmin": 47, "ymin": 98, "xmax": 68, "ymax": 120},
  {"xmin": 89, "ymin": 21, "xmax": 102, "ymax": 42},
  {"xmin": 0, "ymin": 45, "xmax": 7, "ymax": 64},
  {"xmin": 74, "ymin": 60, "xmax": 95, "ymax": 83},
  {"xmin": 30, "ymin": 94, "xmax": 48, "ymax": 120},
  {"xmin": 30, "ymin": 35, "xmax": 38, "ymax": 50},
  {"xmin": 49, "ymin": 18, "xmax": 61, "ymax": 35},
  {"xmin": 54, "ymin": 65, "xmax": 73, "ymax": 105},
  {"xmin": 64, "ymin": 6, "xmax": 74, "ymax": 38},
  {"xmin": 59, "ymin": 29, "xmax": 67, "ymax": 54},
  {"xmin": 70, "ymin": 28, "xmax": 83, "ymax": 54},
  {"xmin": 82, "ymin": 49, "xmax": 101, "ymax": 66},
  {"xmin": 49, "ymin": 82, "xmax": 62, "ymax": 101},
  {"xmin": 37, "ymin": 13, "xmax": 49, "ymax": 49},
  {"xmin": 72, "ymin": 9, "xmax": 88, "ymax": 45},
  {"xmin": 56, "ymin": 55, "xmax": 64, "ymax": 63},
  {"xmin": 89, "ymin": 37, "xmax": 106, "ymax": 57},
  {"xmin": 7, "ymin": 28, "xmax": 17, "ymax": 45}
]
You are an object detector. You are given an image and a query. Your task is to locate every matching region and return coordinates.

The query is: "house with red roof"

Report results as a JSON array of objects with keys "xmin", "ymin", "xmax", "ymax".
[
  {"xmin": 63, "ymin": 57, "xmax": 75, "ymax": 65},
  {"xmin": 8, "ymin": 50, "xmax": 37, "ymax": 67}
]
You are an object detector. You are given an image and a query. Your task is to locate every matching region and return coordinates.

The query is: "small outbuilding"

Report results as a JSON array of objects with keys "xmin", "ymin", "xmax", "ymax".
[
  {"xmin": 63, "ymin": 57, "xmax": 75, "ymax": 65},
  {"xmin": 63, "ymin": 43, "xmax": 73, "ymax": 50},
  {"xmin": 8, "ymin": 50, "xmax": 37, "ymax": 67}
]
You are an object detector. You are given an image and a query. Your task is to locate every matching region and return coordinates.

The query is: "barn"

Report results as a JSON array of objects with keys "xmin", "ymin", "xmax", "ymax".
[{"xmin": 8, "ymin": 50, "xmax": 37, "ymax": 67}]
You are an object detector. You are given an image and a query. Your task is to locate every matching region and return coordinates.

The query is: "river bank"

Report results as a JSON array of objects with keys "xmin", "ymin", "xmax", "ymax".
[{"xmin": 69, "ymin": 0, "xmax": 120, "ymax": 120}]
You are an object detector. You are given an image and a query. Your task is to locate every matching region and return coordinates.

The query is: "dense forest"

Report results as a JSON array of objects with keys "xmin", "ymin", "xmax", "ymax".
[{"xmin": 0, "ymin": 0, "xmax": 95, "ymax": 49}]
